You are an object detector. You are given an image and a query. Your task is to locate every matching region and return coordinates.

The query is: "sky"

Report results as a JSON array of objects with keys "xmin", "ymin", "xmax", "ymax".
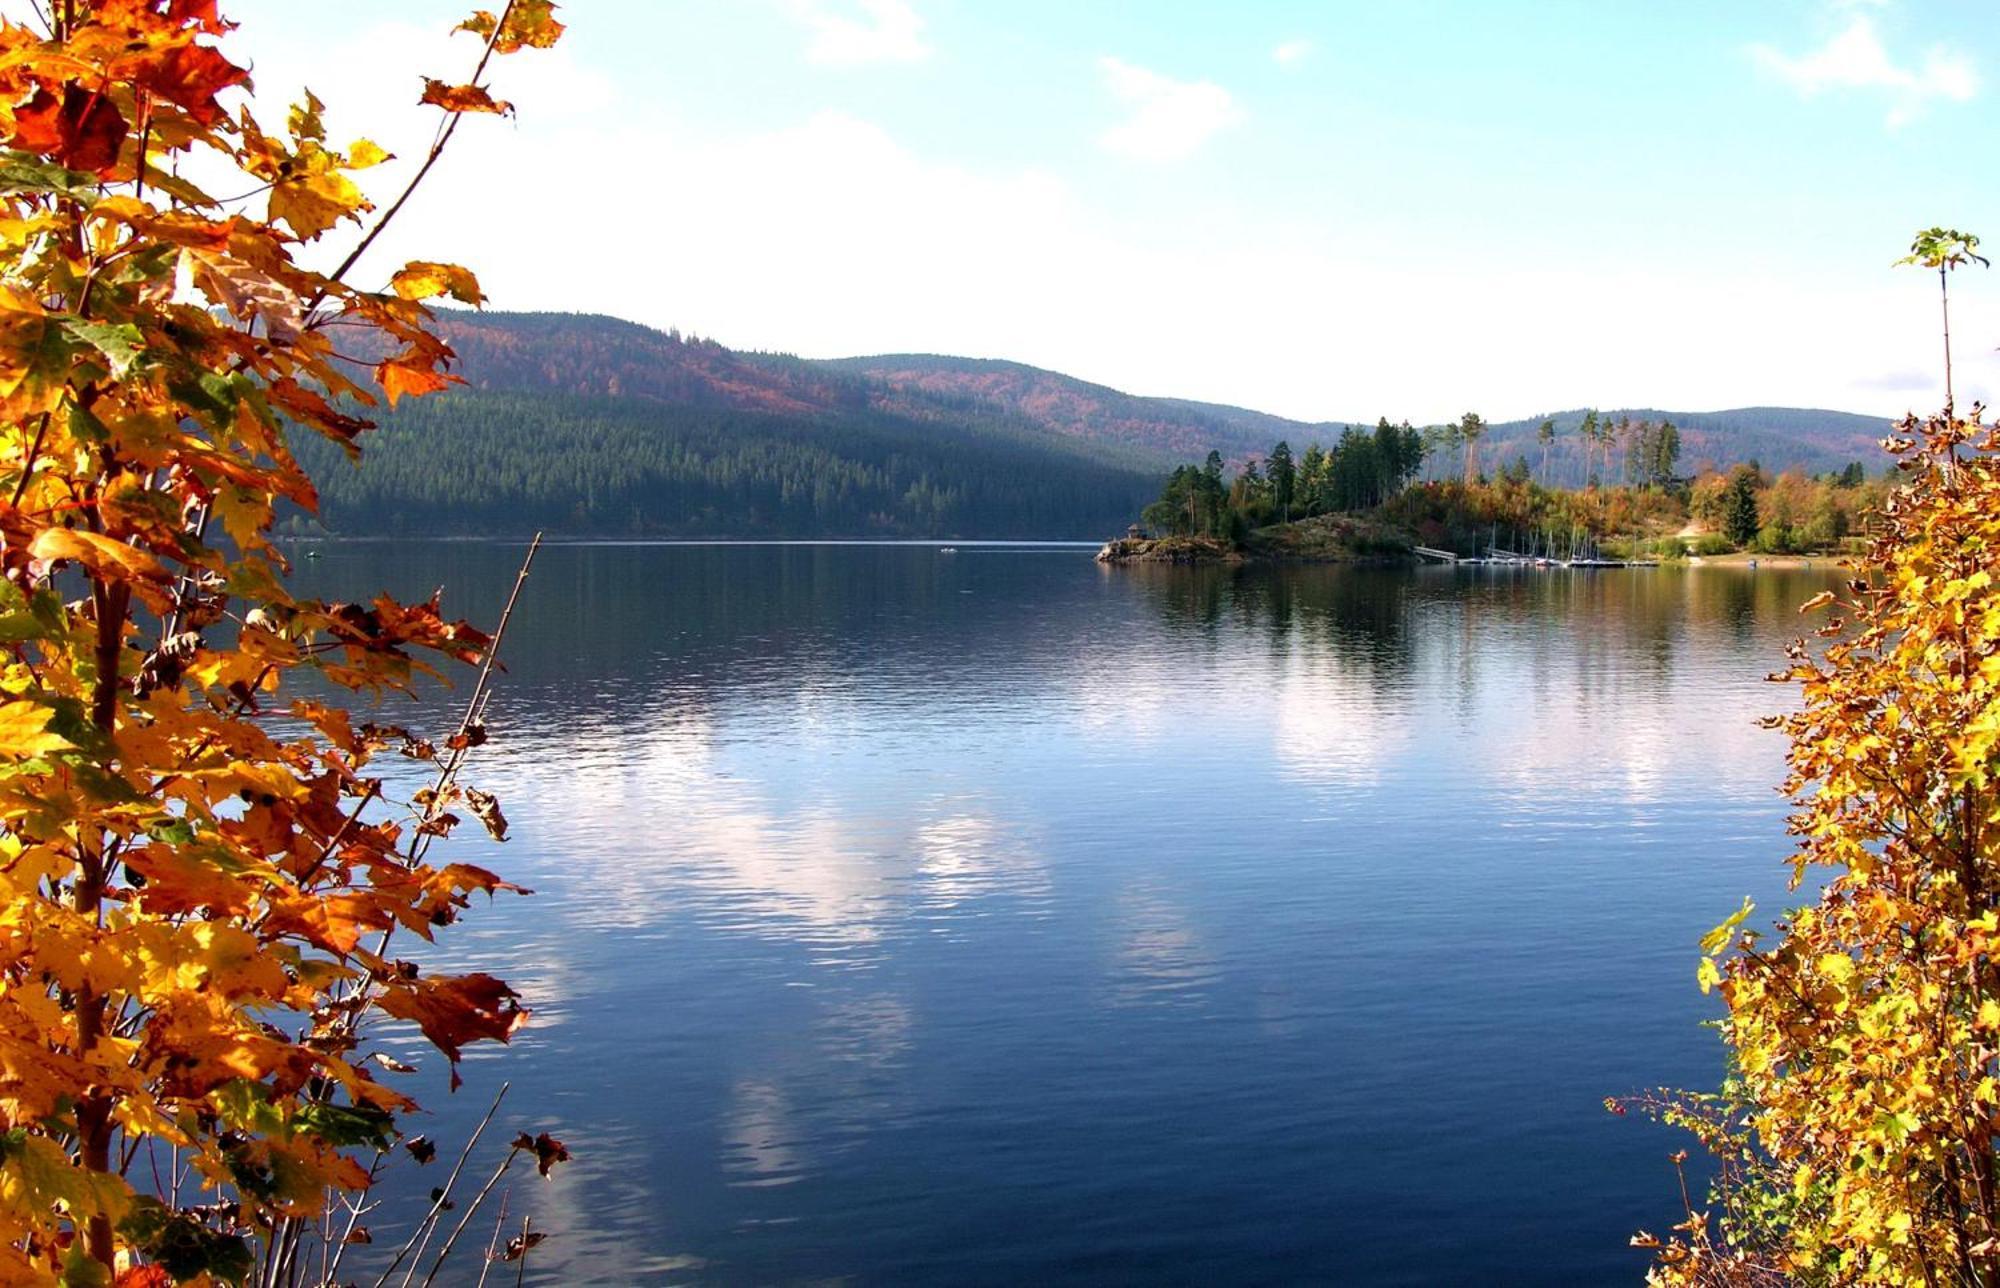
[{"xmin": 211, "ymin": 0, "xmax": 2000, "ymax": 424}]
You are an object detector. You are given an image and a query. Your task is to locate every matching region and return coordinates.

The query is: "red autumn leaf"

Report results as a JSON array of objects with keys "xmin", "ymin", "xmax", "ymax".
[
  {"xmin": 375, "ymin": 971, "xmax": 525, "ymax": 1070},
  {"xmin": 166, "ymin": 0, "xmax": 229, "ymax": 31},
  {"xmin": 115, "ymin": 1267, "xmax": 174, "ymax": 1288},
  {"xmin": 269, "ymin": 374, "xmax": 375, "ymax": 442},
  {"xmin": 511, "ymin": 1131, "xmax": 571, "ymax": 1177},
  {"xmin": 10, "ymin": 83, "xmax": 130, "ymax": 175},
  {"xmin": 135, "ymin": 41, "xmax": 249, "ymax": 126}
]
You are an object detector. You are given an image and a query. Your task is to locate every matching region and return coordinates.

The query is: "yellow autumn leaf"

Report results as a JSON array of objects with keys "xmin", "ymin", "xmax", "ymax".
[
  {"xmin": 348, "ymin": 138, "xmax": 391, "ymax": 168},
  {"xmin": 0, "ymin": 700, "xmax": 68, "ymax": 757},
  {"xmin": 28, "ymin": 527, "xmax": 171, "ymax": 583},
  {"xmin": 270, "ymin": 165, "xmax": 371, "ymax": 240},
  {"xmin": 1700, "ymin": 896, "xmax": 1754, "ymax": 955},
  {"xmin": 389, "ymin": 260, "xmax": 486, "ymax": 305}
]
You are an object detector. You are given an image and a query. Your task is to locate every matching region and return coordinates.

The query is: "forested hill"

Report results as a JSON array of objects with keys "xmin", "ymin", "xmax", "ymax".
[
  {"xmin": 1478, "ymin": 407, "xmax": 1891, "ymax": 485},
  {"xmin": 286, "ymin": 310, "xmax": 1898, "ymax": 538},
  {"xmin": 288, "ymin": 313, "xmax": 1166, "ymax": 539},
  {"xmin": 818, "ymin": 353, "xmax": 1353, "ymax": 462}
]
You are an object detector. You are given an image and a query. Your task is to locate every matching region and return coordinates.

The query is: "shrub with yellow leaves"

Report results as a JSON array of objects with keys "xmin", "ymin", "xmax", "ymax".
[
  {"xmin": 1635, "ymin": 403, "xmax": 2000, "ymax": 1285},
  {"xmin": 0, "ymin": 1, "xmax": 565, "ymax": 1282}
]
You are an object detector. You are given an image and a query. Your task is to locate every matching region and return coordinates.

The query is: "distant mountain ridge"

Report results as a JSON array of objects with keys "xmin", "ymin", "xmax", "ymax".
[
  {"xmin": 433, "ymin": 311, "xmax": 1892, "ymax": 475},
  {"xmin": 822, "ymin": 351, "xmax": 1890, "ymax": 476},
  {"xmin": 1477, "ymin": 406, "xmax": 1891, "ymax": 486},
  {"xmin": 817, "ymin": 352, "xmax": 1350, "ymax": 462},
  {"xmin": 288, "ymin": 311, "xmax": 1897, "ymax": 537}
]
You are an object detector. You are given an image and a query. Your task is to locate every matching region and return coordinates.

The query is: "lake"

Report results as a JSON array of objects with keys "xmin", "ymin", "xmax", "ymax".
[{"xmin": 295, "ymin": 542, "xmax": 1831, "ymax": 1285}]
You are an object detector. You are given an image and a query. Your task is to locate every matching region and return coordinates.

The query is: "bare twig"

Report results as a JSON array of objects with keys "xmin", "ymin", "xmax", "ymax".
[
  {"xmin": 418, "ymin": 1141, "xmax": 524, "ymax": 1286},
  {"xmin": 370, "ymin": 1083, "xmax": 509, "ymax": 1288},
  {"xmin": 473, "ymin": 1190, "xmax": 511, "ymax": 1288},
  {"xmin": 413, "ymin": 530, "xmax": 543, "ymax": 861}
]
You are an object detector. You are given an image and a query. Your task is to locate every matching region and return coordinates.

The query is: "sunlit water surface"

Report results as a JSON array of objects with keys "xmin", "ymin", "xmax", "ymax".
[{"xmin": 293, "ymin": 542, "xmax": 1834, "ymax": 1285}]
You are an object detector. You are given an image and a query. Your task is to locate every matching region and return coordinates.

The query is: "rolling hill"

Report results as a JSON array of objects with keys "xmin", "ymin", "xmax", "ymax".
[
  {"xmin": 290, "ymin": 314, "xmax": 1167, "ymax": 539},
  {"xmin": 817, "ymin": 353, "xmax": 1355, "ymax": 463},
  {"xmin": 285, "ymin": 311, "xmax": 1899, "ymax": 538},
  {"xmin": 1475, "ymin": 406, "xmax": 1891, "ymax": 487}
]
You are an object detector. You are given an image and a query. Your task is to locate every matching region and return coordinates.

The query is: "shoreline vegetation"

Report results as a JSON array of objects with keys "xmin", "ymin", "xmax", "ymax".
[
  {"xmin": 1095, "ymin": 513, "xmax": 1414, "ymax": 565},
  {"xmin": 1098, "ymin": 423, "xmax": 1886, "ymax": 568}
]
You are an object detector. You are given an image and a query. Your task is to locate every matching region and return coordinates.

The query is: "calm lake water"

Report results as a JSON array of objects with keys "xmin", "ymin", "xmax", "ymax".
[{"xmin": 294, "ymin": 542, "xmax": 1834, "ymax": 1286}]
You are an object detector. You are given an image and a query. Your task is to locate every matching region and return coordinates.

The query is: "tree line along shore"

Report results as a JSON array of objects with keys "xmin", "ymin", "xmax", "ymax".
[{"xmin": 1099, "ymin": 416, "xmax": 1884, "ymax": 565}]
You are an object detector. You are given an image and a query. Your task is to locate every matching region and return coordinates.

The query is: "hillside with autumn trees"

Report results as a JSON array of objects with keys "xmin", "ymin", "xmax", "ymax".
[
  {"xmin": 287, "ymin": 311, "xmax": 1899, "ymax": 539},
  {"xmin": 292, "ymin": 312, "xmax": 1164, "ymax": 537}
]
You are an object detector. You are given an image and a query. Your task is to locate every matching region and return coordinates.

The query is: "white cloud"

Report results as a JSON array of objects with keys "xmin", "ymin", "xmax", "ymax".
[
  {"xmin": 787, "ymin": 0, "xmax": 929, "ymax": 67},
  {"xmin": 1272, "ymin": 39, "xmax": 1314, "ymax": 68},
  {"xmin": 1753, "ymin": 15, "xmax": 1978, "ymax": 126},
  {"xmin": 1097, "ymin": 57, "xmax": 1245, "ymax": 161},
  {"xmin": 217, "ymin": 5, "xmax": 1988, "ymax": 429}
]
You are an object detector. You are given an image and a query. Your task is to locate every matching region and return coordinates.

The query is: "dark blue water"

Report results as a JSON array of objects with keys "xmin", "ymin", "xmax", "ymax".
[{"xmin": 297, "ymin": 542, "xmax": 1827, "ymax": 1285}]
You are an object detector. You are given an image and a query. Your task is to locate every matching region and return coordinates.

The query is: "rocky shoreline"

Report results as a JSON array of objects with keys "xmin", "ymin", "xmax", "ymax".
[{"xmin": 1094, "ymin": 536, "xmax": 1245, "ymax": 565}]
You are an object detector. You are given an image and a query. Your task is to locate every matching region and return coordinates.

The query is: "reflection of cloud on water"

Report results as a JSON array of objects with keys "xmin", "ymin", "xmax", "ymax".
[
  {"xmin": 524, "ymin": 715, "xmax": 1053, "ymax": 954},
  {"xmin": 1104, "ymin": 889, "xmax": 1218, "ymax": 1008},
  {"xmin": 914, "ymin": 811, "xmax": 1051, "ymax": 914},
  {"xmin": 1465, "ymin": 628, "xmax": 1781, "ymax": 810},
  {"xmin": 721, "ymin": 1079, "xmax": 806, "ymax": 1188},
  {"xmin": 1058, "ymin": 652, "xmax": 1185, "ymax": 740},
  {"xmin": 679, "ymin": 804, "xmax": 902, "ymax": 956},
  {"xmin": 715, "ymin": 995, "xmax": 918, "ymax": 1194},
  {"xmin": 512, "ymin": 1124, "xmax": 710, "ymax": 1283},
  {"xmin": 1482, "ymin": 693, "xmax": 1683, "ymax": 807},
  {"xmin": 1265, "ymin": 651, "xmax": 1408, "ymax": 788},
  {"xmin": 1057, "ymin": 632, "xmax": 1408, "ymax": 790}
]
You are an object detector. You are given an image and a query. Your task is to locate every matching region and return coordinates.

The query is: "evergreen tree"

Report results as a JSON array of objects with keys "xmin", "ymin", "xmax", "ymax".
[
  {"xmin": 1269, "ymin": 439, "xmax": 1296, "ymax": 521},
  {"xmin": 1459, "ymin": 411, "xmax": 1486, "ymax": 484},
  {"xmin": 1723, "ymin": 466, "xmax": 1761, "ymax": 547},
  {"xmin": 1298, "ymin": 443, "xmax": 1328, "ymax": 516}
]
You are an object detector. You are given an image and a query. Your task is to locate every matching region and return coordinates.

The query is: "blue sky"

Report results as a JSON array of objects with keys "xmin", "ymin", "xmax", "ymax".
[{"xmin": 227, "ymin": 0, "xmax": 2000, "ymax": 422}]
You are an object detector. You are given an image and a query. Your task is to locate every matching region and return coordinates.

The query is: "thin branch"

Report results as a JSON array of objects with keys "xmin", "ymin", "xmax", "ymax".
[
  {"xmin": 369, "ymin": 1082, "xmax": 509, "ymax": 1288},
  {"xmin": 473, "ymin": 1190, "xmax": 510, "ymax": 1288},
  {"xmin": 10, "ymin": 411, "xmax": 50, "ymax": 508},
  {"xmin": 419, "ymin": 1144, "xmax": 523, "ymax": 1286}
]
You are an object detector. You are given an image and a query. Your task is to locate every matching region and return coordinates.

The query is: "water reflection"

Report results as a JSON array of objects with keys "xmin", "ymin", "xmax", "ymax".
[
  {"xmin": 292, "ymin": 544, "xmax": 1838, "ymax": 1286},
  {"xmin": 1105, "ymin": 888, "xmax": 1218, "ymax": 1009}
]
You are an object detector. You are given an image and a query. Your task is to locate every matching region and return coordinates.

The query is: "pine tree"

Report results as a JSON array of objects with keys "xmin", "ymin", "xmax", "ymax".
[{"xmin": 1723, "ymin": 467, "xmax": 1761, "ymax": 547}]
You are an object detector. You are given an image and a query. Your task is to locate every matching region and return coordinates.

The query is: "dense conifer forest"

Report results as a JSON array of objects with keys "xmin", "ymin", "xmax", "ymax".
[{"xmin": 287, "ymin": 389, "xmax": 1159, "ymax": 538}]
